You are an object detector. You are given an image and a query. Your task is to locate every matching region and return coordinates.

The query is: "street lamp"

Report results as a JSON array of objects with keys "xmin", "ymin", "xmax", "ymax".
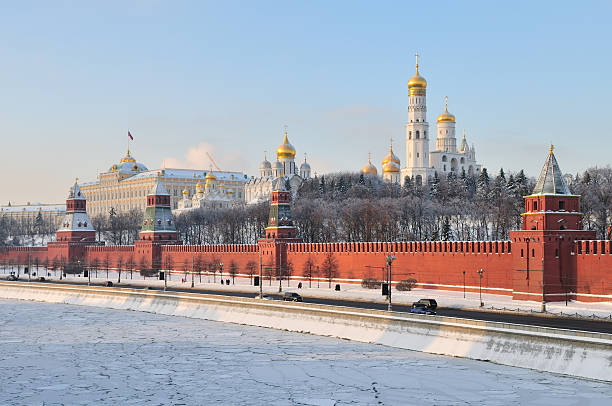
[
  {"xmin": 386, "ymin": 254, "xmax": 396, "ymax": 311},
  {"xmin": 476, "ymin": 268, "xmax": 484, "ymax": 307},
  {"xmin": 219, "ymin": 263, "xmax": 224, "ymax": 283},
  {"xmin": 462, "ymin": 271, "xmax": 466, "ymax": 298}
]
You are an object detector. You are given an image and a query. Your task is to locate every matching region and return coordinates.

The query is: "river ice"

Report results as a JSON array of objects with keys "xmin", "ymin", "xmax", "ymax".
[{"xmin": 0, "ymin": 299, "xmax": 610, "ymax": 405}]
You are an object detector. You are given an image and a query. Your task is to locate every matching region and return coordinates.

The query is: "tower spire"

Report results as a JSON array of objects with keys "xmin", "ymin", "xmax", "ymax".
[
  {"xmin": 415, "ymin": 52, "xmax": 419, "ymax": 74},
  {"xmin": 550, "ymin": 144, "xmax": 554, "ymax": 155},
  {"xmin": 445, "ymin": 96, "xmax": 448, "ymax": 112}
]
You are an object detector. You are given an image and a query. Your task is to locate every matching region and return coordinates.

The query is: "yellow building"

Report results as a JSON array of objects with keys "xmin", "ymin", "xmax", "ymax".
[
  {"xmin": 0, "ymin": 202, "xmax": 66, "ymax": 230},
  {"xmin": 80, "ymin": 150, "xmax": 247, "ymax": 216}
]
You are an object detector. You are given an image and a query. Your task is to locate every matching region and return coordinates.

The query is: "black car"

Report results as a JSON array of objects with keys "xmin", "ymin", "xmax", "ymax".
[
  {"xmin": 7, "ymin": 274, "xmax": 18, "ymax": 281},
  {"xmin": 412, "ymin": 298, "xmax": 437, "ymax": 310},
  {"xmin": 410, "ymin": 303, "xmax": 436, "ymax": 315},
  {"xmin": 105, "ymin": 281, "xmax": 114, "ymax": 287},
  {"xmin": 283, "ymin": 292, "xmax": 303, "ymax": 302}
]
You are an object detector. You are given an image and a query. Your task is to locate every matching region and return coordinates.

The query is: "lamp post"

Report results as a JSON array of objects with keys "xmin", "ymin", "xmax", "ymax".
[
  {"xmin": 476, "ymin": 268, "xmax": 484, "ymax": 307},
  {"xmin": 386, "ymin": 254, "xmax": 396, "ymax": 311},
  {"xmin": 219, "ymin": 263, "xmax": 224, "ymax": 284},
  {"xmin": 462, "ymin": 271, "xmax": 466, "ymax": 299},
  {"xmin": 88, "ymin": 257, "xmax": 91, "ymax": 286}
]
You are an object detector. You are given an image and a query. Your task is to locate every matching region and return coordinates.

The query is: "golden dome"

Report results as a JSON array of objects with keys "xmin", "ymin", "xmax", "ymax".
[
  {"xmin": 362, "ymin": 153, "xmax": 378, "ymax": 176},
  {"xmin": 205, "ymin": 172, "xmax": 217, "ymax": 181},
  {"xmin": 182, "ymin": 189, "xmax": 189, "ymax": 196},
  {"xmin": 276, "ymin": 130, "xmax": 296, "ymax": 159},
  {"xmin": 120, "ymin": 149, "xmax": 136, "ymax": 164},
  {"xmin": 383, "ymin": 161, "xmax": 400, "ymax": 173},
  {"xmin": 437, "ymin": 96, "xmax": 456, "ymax": 123},
  {"xmin": 408, "ymin": 53, "xmax": 427, "ymax": 90},
  {"xmin": 382, "ymin": 140, "xmax": 400, "ymax": 166}
]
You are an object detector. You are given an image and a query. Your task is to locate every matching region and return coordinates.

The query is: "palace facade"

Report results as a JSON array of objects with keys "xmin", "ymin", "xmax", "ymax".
[{"xmin": 79, "ymin": 150, "xmax": 247, "ymax": 216}]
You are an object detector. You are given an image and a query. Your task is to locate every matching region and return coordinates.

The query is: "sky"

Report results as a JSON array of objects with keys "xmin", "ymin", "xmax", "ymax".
[{"xmin": 1, "ymin": 1, "xmax": 611, "ymax": 204}]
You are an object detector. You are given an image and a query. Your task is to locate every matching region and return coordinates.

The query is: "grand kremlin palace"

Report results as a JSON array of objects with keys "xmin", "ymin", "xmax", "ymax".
[{"xmin": 80, "ymin": 150, "xmax": 247, "ymax": 216}]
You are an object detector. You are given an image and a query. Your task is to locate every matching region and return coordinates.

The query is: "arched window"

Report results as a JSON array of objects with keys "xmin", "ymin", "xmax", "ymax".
[
  {"xmin": 442, "ymin": 155, "xmax": 447, "ymax": 162},
  {"xmin": 409, "ymin": 131, "xmax": 412, "ymax": 140},
  {"xmin": 424, "ymin": 131, "xmax": 427, "ymax": 138},
  {"xmin": 416, "ymin": 131, "xmax": 420, "ymax": 139}
]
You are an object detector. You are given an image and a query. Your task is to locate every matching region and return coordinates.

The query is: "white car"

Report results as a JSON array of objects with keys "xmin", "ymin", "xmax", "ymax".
[{"xmin": 254, "ymin": 294, "xmax": 272, "ymax": 300}]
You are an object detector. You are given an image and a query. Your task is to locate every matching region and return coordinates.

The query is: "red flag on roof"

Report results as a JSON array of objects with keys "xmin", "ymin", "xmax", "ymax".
[{"xmin": 128, "ymin": 131, "xmax": 134, "ymax": 140}]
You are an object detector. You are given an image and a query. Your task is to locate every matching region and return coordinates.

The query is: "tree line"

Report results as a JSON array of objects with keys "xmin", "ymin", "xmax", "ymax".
[{"xmin": 2, "ymin": 166, "xmax": 611, "ymax": 247}]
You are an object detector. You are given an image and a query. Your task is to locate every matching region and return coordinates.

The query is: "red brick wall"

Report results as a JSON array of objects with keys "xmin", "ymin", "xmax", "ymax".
[{"xmin": 574, "ymin": 240, "xmax": 612, "ymax": 302}]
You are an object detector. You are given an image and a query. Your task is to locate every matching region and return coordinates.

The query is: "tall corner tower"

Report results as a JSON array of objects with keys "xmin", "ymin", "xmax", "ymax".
[
  {"xmin": 402, "ymin": 53, "xmax": 430, "ymax": 186},
  {"xmin": 56, "ymin": 180, "xmax": 96, "ymax": 242},
  {"xmin": 509, "ymin": 145, "xmax": 595, "ymax": 303}
]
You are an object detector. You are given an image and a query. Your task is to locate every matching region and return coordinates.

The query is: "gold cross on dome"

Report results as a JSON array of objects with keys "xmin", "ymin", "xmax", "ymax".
[{"xmin": 550, "ymin": 144, "xmax": 555, "ymax": 154}]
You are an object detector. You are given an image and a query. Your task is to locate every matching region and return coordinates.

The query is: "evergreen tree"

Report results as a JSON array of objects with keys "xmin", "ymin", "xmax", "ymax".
[
  {"xmin": 319, "ymin": 175, "xmax": 326, "ymax": 195},
  {"xmin": 358, "ymin": 173, "xmax": 365, "ymax": 185},
  {"xmin": 430, "ymin": 172, "xmax": 440, "ymax": 199},
  {"xmin": 441, "ymin": 217, "xmax": 452, "ymax": 241},
  {"xmin": 477, "ymin": 168, "xmax": 490, "ymax": 199}
]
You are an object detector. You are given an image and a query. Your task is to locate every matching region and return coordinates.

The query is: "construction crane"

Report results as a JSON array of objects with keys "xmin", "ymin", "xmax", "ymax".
[{"xmin": 206, "ymin": 152, "xmax": 222, "ymax": 171}]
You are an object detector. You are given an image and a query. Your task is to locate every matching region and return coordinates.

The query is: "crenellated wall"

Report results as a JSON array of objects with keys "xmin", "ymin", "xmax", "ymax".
[
  {"xmin": 161, "ymin": 244, "xmax": 260, "ymax": 275},
  {"xmin": 286, "ymin": 241, "xmax": 514, "ymax": 293},
  {"xmin": 1, "ymin": 238, "xmax": 609, "ymax": 302},
  {"xmin": 574, "ymin": 240, "xmax": 612, "ymax": 302}
]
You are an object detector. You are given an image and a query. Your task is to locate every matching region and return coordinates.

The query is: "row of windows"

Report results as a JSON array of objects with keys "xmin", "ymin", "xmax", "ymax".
[{"xmin": 408, "ymin": 130, "xmax": 427, "ymax": 140}]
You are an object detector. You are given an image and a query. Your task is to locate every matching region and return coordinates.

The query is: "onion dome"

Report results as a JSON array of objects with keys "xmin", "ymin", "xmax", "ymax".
[
  {"xmin": 260, "ymin": 153, "xmax": 272, "ymax": 169},
  {"xmin": 276, "ymin": 129, "xmax": 296, "ymax": 159},
  {"xmin": 437, "ymin": 96, "xmax": 456, "ymax": 123},
  {"xmin": 182, "ymin": 188, "xmax": 189, "ymax": 197},
  {"xmin": 205, "ymin": 172, "xmax": 217, "ymax": 181},
  {"xmin": 361, "ymin": 153, "xmax": 378, "ymax": 176},
  {"xmin": 407, "ymin": 53, "xmax": 427, "ymax": 92},
  {"xmin": 300, "ymin": 160, "xmax": 311, "ymax": 172},
  {"xmin": 382, "ymin": 140, "xmax": 400, "ymax": 166},
  {"xmin": 272, "ymin": 160, "xmax": 283, "ymax": 172},
  {"xmin": 383, "ymin": 161, "xmax": 400, "ymax": 174}
]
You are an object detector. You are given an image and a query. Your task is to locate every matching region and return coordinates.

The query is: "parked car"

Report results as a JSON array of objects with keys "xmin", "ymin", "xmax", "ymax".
[
  {"xmin": 412, "ymin": 298, "xmax": 437, "ymax": 310},
  {"xmin": 283, "ymin": 292, "xmax": 303, "ymax": 302},
  {"xmin": 38, "ymin": 277, "xmax": 46, "ymax": 281},
  {"xmin": 254, "ymin": 294, "xmax": 273, "ymax": 300},
  {"xmin": 7, "ymin": 274, "xmax": 18, "ymax": 281},
  {"xmin": 105, "ymin": 281, "xmax": 114, "ymax": 287},
  {"xmin": 410, "ymin": 303, "xmax": 436, "ymax": 315}
]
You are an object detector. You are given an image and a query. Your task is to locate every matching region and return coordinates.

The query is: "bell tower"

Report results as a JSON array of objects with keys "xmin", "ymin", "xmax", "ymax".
[{"xmin": 402, "ymin": 53, "xmax": 432, "ymax": 186}]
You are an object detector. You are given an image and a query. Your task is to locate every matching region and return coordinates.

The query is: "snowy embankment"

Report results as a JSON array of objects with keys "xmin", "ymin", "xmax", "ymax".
[{"xmin": 1, "ymin": 281, "xmax": 611, "ymax": 382}]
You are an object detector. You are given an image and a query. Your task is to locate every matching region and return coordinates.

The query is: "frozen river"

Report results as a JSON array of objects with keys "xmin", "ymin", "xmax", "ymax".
[{"xmin": 0, "ymin": 299, "xmax": 610, "ymax": 405}]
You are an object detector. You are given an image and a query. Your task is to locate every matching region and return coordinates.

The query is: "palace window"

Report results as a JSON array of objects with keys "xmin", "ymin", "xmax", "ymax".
[
  {"xmin": 559, "ymin": 201, "xmax": 565, "ymax": 210},
  {"xmin": 416, "ymin": 131, "xmax": 420, "ymax": 139}
]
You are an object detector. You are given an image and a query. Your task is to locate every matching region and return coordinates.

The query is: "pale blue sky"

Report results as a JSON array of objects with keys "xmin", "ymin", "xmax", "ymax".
[{"xmin": 1, "ymin": 1, "xmax": 611, "ymax": 203}]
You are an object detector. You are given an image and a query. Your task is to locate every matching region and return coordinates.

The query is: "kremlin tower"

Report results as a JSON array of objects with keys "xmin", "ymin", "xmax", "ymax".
[
  {"xmin": 139, "ymin": 181, "xmax": 177, "ymax": 242},
  {"xmin": 56, "ymin": 181, "xmax": 95, "ymax": 242}
]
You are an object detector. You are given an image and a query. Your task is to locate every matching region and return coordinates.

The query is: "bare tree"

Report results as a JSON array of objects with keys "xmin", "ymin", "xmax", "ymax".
[
  {"xmin": 320, "ymin": 252, "xmax": 338, "ymax": 288},
  {"xmin": 245, "ymin": 260, "xmax": 257, "ymax": 284},
  {"xmin": 303, "ymin": 256, "xmax": 316, "ymax": 288},
  {"xmin": 228, "ymin": 260, "xmax": 238, "ymax": 285}
]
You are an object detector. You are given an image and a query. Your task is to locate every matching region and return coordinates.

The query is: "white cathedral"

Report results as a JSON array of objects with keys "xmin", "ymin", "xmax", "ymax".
[
  {"xmin": 363, "ymin": 55, "xmax": 481, "ymax": 185},
  {"xmin": 245, "ymin": 129, "xmax": 312, "ymax": 204}
]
